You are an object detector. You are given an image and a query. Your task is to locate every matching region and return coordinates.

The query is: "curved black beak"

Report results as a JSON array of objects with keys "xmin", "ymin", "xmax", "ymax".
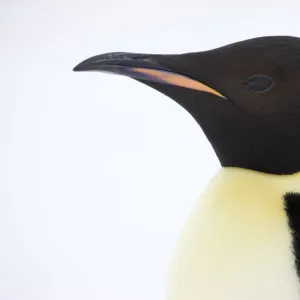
[{"xmin": 73, "ymin": 52, "xmax": 225, "ymax": 98}]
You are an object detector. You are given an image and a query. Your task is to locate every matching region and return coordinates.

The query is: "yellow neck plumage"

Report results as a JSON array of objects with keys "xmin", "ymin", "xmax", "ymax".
[{"xmin": 167, "ymin": 167, "xmax": 300, "ymax": 300}]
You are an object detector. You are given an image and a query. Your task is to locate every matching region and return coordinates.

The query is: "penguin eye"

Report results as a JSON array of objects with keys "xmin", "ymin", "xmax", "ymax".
[{"xmin": 245, "ymin": 75, "xmax": 274, "ymax": 93}]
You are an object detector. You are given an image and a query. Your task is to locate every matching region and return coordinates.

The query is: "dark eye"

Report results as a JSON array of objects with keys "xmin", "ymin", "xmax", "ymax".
[{"xmin": 245, "ymin": 75, "xmax": 274, "ymax": 92}]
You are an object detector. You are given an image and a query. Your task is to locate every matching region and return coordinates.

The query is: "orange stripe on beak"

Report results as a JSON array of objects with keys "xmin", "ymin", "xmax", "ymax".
[{"xmin": 132, "ymin": 67, "xmax": 226, "ymax": 98}]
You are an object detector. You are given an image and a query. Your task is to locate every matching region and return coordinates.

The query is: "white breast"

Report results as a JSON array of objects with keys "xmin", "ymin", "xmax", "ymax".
[{"xmin": 166, "ymin": 168, "xmax": 300, "ymax": 300}]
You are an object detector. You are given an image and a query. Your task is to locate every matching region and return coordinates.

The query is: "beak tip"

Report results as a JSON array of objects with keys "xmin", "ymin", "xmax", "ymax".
[
  {"xmin": 73, "ymin": 57, "xmax": 93, "ymax": 72},
  {"xmin": 73, "ymin": 63, "xmax": 84, "ymax": 72}
]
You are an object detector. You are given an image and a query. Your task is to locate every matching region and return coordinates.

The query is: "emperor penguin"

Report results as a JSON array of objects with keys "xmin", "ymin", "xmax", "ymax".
[{"xmin": 74, "ymin": 36, "xmax": 300, "ymax": 300}]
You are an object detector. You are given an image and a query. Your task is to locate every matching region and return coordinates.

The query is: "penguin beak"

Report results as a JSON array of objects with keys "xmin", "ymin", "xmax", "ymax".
[{"xmin": 73, "ymin": 52, "xmax": 225, "ymax": 99}]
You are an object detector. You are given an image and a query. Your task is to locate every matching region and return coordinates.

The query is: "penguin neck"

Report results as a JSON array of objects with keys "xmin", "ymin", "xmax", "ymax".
[{"xmin": 167, "ymin": 167, "xmax": 300, "ymax": 300}]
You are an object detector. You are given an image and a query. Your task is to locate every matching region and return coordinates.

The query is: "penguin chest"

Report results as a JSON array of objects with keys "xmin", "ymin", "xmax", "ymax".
[{"xmin": 166, "ymin": 168, "xmax": 300, "ymax": 300}]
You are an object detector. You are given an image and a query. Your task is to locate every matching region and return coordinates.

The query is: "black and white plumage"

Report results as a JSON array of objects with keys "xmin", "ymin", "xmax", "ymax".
[{"xmin": 74, "ymin": 36, "xmax": 300, "ymax": 299}]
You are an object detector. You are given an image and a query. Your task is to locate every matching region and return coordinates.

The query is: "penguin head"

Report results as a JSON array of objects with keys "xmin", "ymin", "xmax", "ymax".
[{"xmin": 74, "ymin": 36, "xmax": 300, "ymax": 175}]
